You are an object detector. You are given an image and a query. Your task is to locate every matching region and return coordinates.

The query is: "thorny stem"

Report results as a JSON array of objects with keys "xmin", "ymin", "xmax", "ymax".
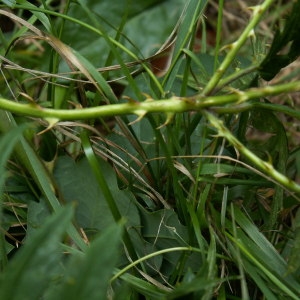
[
  {"xmin": 202, "ymin": 0, "xmax": 275, "ymax": 95},
  {"xmin": 1, "ymin": 81, "xmax": 300, "ymax": 197},
  {"xmin": 0, "ymin": 81, "xmax": 299, "ymax": 121},
  {"xmin": 204, "ymin": 111, "xmax": 300, "ymax": 194}
]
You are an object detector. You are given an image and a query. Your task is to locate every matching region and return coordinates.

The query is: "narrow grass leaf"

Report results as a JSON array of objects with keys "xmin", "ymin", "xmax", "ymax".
[
  {"xmin": 1, "ymin": 0, "xmax": 16, "ymax": 8},
  {"xmin": 227, "ymin": 231, "xmax": 300, "ymax": 299},
  {"xmin": 118, "ymin": 272, "xmax": 168, "ymax": 299},
  {"xmin": 81, "ymin": 131, "xmax": 138, "ymax": 261},
  {"xmin": 20, "ymin": 0, "xmax": 52, "ymax": 32},
  {"xmin": 287, "ymin": 208, "xmax": 300, "ymax": 274},
  {"xmin": 228, "ymin": 206, "xmax": 300, "ymax": 298},
  {"xmin": 81, "ymin": 131, "xmax": 122, "ymax": 222},
  {"xmin": 0, "ymin": 120, "xmax": 25, "ymax": 192},
  {"xmin": 163, "ymin": 0, "xmax": 208, "ymax": 90},
  {"xmin": 0, "ymin": 111, "xmax": 86, "ymax": 251},
  {"xmin": 0, "ymin": 121, "xmax": 26, "ymax": 267},
  {"xmin": 232, "ymin": 206, "xmax": 288, "ymax": 272},
  {"xmin": 242, "ymin": 259, "xmax": 278, "ymax": 300}
]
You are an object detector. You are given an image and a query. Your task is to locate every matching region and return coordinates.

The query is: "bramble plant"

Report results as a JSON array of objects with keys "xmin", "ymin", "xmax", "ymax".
[{"xmin": 0, "ymin": 0, "xmax": 300, "ymax": 299}]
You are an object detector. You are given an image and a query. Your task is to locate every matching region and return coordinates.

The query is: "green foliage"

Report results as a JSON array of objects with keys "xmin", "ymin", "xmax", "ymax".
[
  {"xmin": 47, "ymin": 221, "xmax": 123, "ymax": 300},
  {"xmin": 0, "ymin": 206, "xmax": 123, "ymax": 300},
  {"xmin": 0, "ymin": 0, "xmax": 300, "ymax": 299},
  {"xmin": 53, "ymin": 156, "xmax": 139, "ymax": 232},
  {"xmin": 0, "ymin": 206, "xmax": 73, "ymax": 300},
  {"xmin": 259, "ymin": 0, "xmax": 300, "ymax": 80},
  {"xmin": 0, "ymin": 122, "xmax": 26, "ymax": 267}
]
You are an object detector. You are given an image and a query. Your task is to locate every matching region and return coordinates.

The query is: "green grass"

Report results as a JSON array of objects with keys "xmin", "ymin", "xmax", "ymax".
[{"xmin": 0, "ymin": 0, "xmax": 300, "ymax": 299}]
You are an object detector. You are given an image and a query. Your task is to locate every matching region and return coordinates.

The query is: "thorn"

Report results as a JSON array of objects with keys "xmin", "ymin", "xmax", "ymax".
[
  {"xmin": 68, "ymin": 101, "xmax": 83, "ymax": 109},
  {"xmin": 220, "ymin": 41, "xmax": 237, "ymax": 52},
  {"xmin": 122, "ymin": 95, "xmax": 138, "ymax": 104},
  {"xmin": 128, "ymin": 110, "xmax": 147, "ymax": 125},
  {"xmin": 142, "ymin": 93, "xmax": 153, "ymax": 101},
  {"xmin": 157, "ymin": 112, "xmax": 174, "ymax": 129},
  {"xmin": 37, "ymin": 118, "xmax": 59, "ymax": 135},
  {"xmin": 19, "ymin": 92, "xmax": 36, "ymax": 104}
]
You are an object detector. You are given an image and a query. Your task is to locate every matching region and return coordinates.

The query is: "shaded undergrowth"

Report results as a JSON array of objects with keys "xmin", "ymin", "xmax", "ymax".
[{"xmin": 0, "ymin": 0, "xmax": 300, "ymax": 299}]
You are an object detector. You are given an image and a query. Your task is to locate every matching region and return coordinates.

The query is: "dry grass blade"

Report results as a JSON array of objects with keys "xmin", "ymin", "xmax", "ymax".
[
  {"xmin": 0, "ymin": 9, "xmax": 103, "ymax": 94},
  {"xmin": 40, "ymin": 120, "xmax": 171, "ymax": 208},
  {"xmin": 0, "ymin": 9, "xmax": 43, "ymax": 37}
]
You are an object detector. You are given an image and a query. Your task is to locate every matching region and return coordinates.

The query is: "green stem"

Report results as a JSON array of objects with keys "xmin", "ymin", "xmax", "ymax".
[
  {"xmin": 202, "ymin": 0, "xmax": 275, "ymax": 95},
  {"xmin": 111, "ymin": 246, "xmax": 195, "ymax": 282},
  {"xmin": 214, "ymin": 0, "xmax": 224, "ymax": 71},
  {"xmin": 204, "ymin": 111, "xmax": 300, "ymax": 194},
  {"xmin": 0, "ymin": 81, "xmax": 299, "ymax": 120},
  {"xmin": 213, "ymin": 102, "xmax": 300, "ymax": 120}
]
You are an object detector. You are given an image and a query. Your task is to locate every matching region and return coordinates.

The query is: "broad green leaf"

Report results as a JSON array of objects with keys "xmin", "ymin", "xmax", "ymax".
[
  {"xmin": 166, "ymin": 275, "xmax": 219, "ymax": 299},
  {"xmin": 140, "ymin": 208, "xmax": 188, "ymax": 242},
  {"xmin": 26, "ymin": 196, "xmax": 51, "ymax": 240},
  {"xmin": 246, "ymin": 109, "xmax": 288, "ymax": 162},
  {"xmin": 184, "ymin": 53, "xmax": 255, "ymax": 91},
  {"xmin": 53, "ymin": 156, "xmax": 140, "ymax": 233},
  {"xmin": 48, "ymin": 222, "xmax": 123, "ymax": 300},
  {"xmin": 139, "ymin": 207, "xmax": 202, "ymax": 277},
  {"xmin": 0, "ymin": 206, "xmax": 73, "ymax": 300},
  {"xmin": 59, "ymin": 0, "xmax": 186, "ymax": 71}
]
